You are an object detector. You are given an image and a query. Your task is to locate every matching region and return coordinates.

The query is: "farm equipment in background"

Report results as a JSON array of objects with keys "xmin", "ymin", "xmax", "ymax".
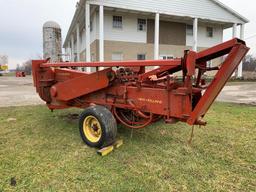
[
  {"xmin": 16, "ymin": 71, "xmax": 26, "ymax": 77},
  {"xmin": 32, "ymin": 38, "xmax": 249, "ymax": 148}
]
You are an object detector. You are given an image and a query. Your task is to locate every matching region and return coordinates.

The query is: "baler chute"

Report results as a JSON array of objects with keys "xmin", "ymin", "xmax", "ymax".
[{"xmin": 32, "ymin": 38, "xmax": 249, "ymax": 148}]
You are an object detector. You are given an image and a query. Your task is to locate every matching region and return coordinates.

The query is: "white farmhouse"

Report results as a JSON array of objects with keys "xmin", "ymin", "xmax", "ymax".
[{"xmin": 63, "ymin": 0, "xmax": 248, "ymax": 77}]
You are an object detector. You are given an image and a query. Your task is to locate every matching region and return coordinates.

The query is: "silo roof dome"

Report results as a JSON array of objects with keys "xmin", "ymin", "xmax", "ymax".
[{"xmin": 43, "ymin": 21, "xmax": 61, "ymax": 29}]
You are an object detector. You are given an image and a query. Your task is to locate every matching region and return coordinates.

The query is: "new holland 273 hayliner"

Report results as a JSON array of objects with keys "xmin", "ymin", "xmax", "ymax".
[{"xmin": 32, "ymin": 38, "xmax": 249, "ymax": 148}]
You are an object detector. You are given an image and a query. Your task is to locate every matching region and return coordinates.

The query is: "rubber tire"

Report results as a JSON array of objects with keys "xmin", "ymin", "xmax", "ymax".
[{"xmin": 79, "ymin": 105, "xmax": 117, "ymax": 148}]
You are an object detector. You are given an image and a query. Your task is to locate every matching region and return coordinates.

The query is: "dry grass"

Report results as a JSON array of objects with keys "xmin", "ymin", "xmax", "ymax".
[{"xmin": 0, "ymin": 103, "xmax": 255, "ymax": 191}]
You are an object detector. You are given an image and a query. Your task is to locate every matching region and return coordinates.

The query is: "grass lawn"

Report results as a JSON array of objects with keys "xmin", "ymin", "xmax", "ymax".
[
  {"xmin": 1, "ymin": 72, "xmax": 15, "ymax": 77},
  {"xmin": 0, "ymin": 103, "xmax": 255, "ymax": 191}
]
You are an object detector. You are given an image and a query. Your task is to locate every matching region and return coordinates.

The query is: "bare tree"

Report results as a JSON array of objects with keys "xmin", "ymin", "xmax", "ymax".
[
  {"xmin": 22, "ymin": 60, "xmax": 32, "ymax": 75},
  {"xmin": 16, "ymin": 64, "xmax": 21, "ymax": 71},
  {"xmin": 16, "ymin": 60, "xmax": 32, "ymax": 75},
  {"xmin": 243, "ymin": 55, "xmax": 256, "ymax": 72}
]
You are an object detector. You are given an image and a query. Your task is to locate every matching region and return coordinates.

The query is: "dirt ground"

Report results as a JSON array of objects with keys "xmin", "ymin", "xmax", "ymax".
[{"xmin": 0, "ymin": 76, "xmax": 256, "ymax": 107}]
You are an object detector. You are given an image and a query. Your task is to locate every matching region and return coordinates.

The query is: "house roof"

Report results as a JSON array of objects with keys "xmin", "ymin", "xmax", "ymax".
[
  {"xmin": 211, "ymin": 0, "xmax": 249, "ymax": 23},
  {"xmin": 63, "ymin": 0, "xmax": 249, "ymax": 47}
]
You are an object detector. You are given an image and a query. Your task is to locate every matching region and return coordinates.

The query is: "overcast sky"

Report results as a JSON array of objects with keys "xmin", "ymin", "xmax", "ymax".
[{"xmin": 0, "ymin": 0, "xmax": 255, "ymax": 69}]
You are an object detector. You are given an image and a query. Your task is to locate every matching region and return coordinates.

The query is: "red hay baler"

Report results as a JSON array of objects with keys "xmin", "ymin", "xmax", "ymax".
[{"xmin": 32, "ymin": 38, "xmax": 249, "ymax": 148}]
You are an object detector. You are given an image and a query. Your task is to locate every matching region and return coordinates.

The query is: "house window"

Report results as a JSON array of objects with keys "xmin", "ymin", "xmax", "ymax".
[
  {"xmin": 137, "ymin": 54, "xmax": 146, "ymax": 60},
  {"xmin": 90, "ymin": 21, "xmax": 93, "ymax": 32},
  {"xmin": 186, "ymin": 25, "xmax": 193, "ymax": 36},
  {"xmin": 206, "ymin": 27, "xmax": 213, "ymax": 37},
  {"xmin": 112, "ymin": 52, "xmax": 123, "ymax": 61},
  {"xmin": 113, "ymin": 16, "xmax": 123, "ymax": 29},
  {"xmin": 138, "ymin": 19, "xmax": 147, "ymax": 31},
  {"xmin": 160, "ymin": 55, "xmax": 174, "ymax": 60}
]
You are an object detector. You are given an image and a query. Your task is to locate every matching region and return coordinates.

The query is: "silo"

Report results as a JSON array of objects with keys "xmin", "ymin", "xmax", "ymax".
[{"xmin": 43, "ymin": 21, "xmax": 62, "ymax": 62}]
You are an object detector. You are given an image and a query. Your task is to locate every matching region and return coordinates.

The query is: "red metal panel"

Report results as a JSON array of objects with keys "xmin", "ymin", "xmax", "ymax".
[
  {"xmin": 185, "ymin": 51, "xmax": 197, "ymax": 76},
  {"xmin": 84, "ymin": 86, "xmax": 169, "ymax": 115},
  {"xmin": 32, "ymin": 60, "xmax": 46, "ymax": 89},
  {"xmin": 83, "ymin": 85, "xmax": 191, "ymax": 118},
  {"xmin": 54, "ymin": 68, "xmax": 86, "ymax": 82},
  {"xmin": 41, "ymin": 59, "xmax": 181, "ymax": 68},
  {"xmin": 52, "ymin": 68, "xmax": 112, "ymax": 101},
  {"xmin": 196, "ymin": 38, "xmax": 245, "ymax": 63}
]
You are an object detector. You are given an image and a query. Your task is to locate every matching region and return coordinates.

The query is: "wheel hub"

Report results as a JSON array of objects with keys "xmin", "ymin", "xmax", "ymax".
[{"xmin": 83, "ymin": 116, "xmax": 102, "ymax": 143}]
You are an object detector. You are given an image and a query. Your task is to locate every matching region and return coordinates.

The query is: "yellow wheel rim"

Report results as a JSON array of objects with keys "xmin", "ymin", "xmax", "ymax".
[{"xmin": 83, "ymin": 116, "xmax": 102, "ymax": 143}]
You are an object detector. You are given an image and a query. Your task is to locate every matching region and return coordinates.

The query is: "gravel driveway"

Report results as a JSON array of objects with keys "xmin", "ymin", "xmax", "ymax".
[
  {"xmin": 217, "ymin": 82, "xmax": 256, "ymax": 105},
  {"xmin": 0, "ymin": 76, "xmax": 43, "ymax": 107},
  {"xmin": 0, "ymin": 76, "xmax": 255, "ymax": 107}
]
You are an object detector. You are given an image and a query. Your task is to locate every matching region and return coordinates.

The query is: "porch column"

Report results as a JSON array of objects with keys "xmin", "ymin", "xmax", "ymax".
[
  {"xmin": 71, "ymin": 34, "xmax": 75, "ymax": 62},
  {"xmin": 99, "ymin": 4, "xmax": 104, "ymax": 63},
  {"xmin": 64, "ymin": 47, "xmax": 67, "ymax": 61},
  {"xmin": 76, "ymin": 24, "xmax": 80, "ymax": 62},
  {"xmin": 65, "ymin": 47, "xmax": 69, "ymax": 62},
  {"xmin": 154, "ymin": 12, "xmax": 160, "ymax": 60},
  {"xmin": 85, "ymin": 2, "xmax": 91, "ymax": 72},
  {"xmin": 237, "ymin": 24, "xmax": 245, "ymax": 78},
  {"xmin": 233, "ymin": 23, "xmax": 238, "ymax": 38},
  {"xmin": 69, "ymin": 41, "xmax": 72, "ymax": 61},
  {"xmin": 193, "ymin": 18, "xmax": 198, "ymax": 52},
  {"xmin": 232, "ymin": 23, "xmax": 238, "ymax": 77}
]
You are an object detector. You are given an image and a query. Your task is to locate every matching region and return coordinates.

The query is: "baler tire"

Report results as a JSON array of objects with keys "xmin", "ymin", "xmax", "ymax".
[{"xmin": 79, "ymin": 105, "xmax": 117, "ymax": 148}]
